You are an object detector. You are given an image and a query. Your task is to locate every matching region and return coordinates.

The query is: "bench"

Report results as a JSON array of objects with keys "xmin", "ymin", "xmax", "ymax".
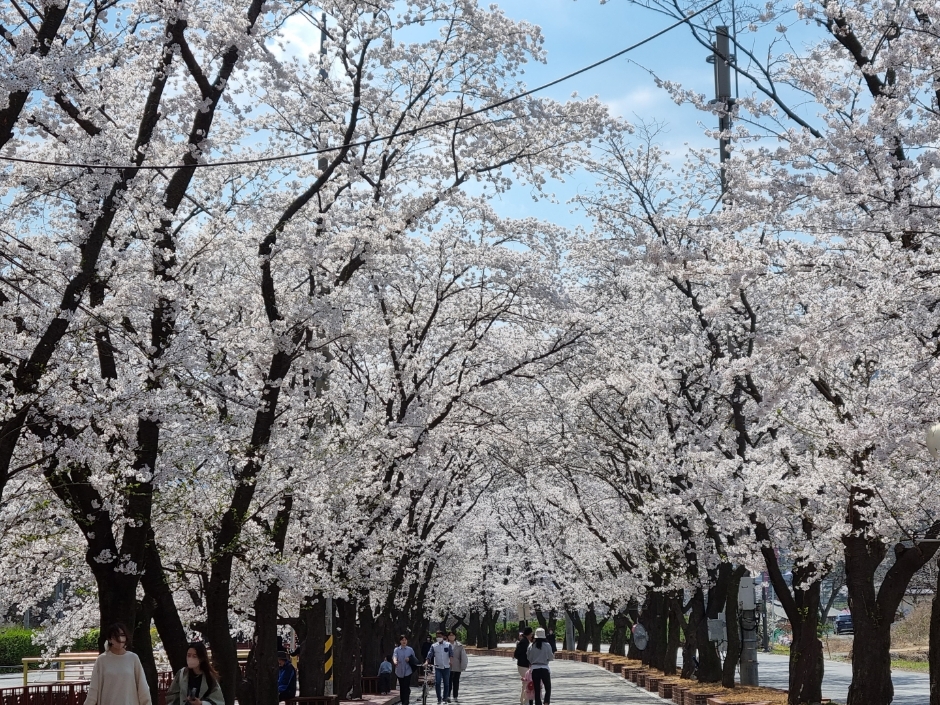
[{"xmin": 360, "ymin": 676, "xmax": 381, "ymax": 694}]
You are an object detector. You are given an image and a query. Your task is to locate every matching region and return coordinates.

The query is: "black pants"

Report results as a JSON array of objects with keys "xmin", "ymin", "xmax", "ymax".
[
  {"xmin": 398, "ymin": 676, "xmax": 412, "ymax": 705},
  {"xmin": 379, "ymin": 672, "xmax": 392, "ymax": 693},
  {"xmin": 532, "ymin": 668, "xmax": 551, "ymax": 705},
  {"xmin": 448, "ymin": 671, "xmax": 462, "ymax": 698}
]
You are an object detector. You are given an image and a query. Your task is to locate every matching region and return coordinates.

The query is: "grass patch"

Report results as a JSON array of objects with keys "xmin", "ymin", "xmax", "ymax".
[{"xmin": 892, "ymin": 659, "xmax": 929, "ymax": 672}]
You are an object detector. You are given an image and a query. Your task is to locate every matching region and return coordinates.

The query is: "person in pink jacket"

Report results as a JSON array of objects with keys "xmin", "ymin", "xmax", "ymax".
[{"xmin": 84, "ymin": 624, "xmax": 152, "ymax": 705}]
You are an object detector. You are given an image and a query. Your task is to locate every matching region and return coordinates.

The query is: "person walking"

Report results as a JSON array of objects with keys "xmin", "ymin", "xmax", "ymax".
[
  {"xmin": 378, "ymin": 655, "xmax": 394, "ymax": 695},
  {"xmin": 545, "ymin": 628, "xmax": 557, "ymax": 653},
  {"xmin": 527, "ymin": 628, "xmax": 554, "ymax": 705},
  {"xmin": 277, "ymin": 651, "xmax": 297, "ymax": 701},
  {"xmin": 426, "ymin": 630, "xmax": 453, "ymax": 705},
  {"xmin": 166, "ymin": 642, "xmax": 224, "ymax": 705},
  {"xmin": 393, "ymin": 635, "xmax": 418, "ymax": 705},
  {"xmin": 83, "ymin": 624, "xmax": 152, "ymax": 705},
  {"xmin": 513, "ymin": 627, "xmax": 533, "ymax": 705},
  {"xmin": 445, "ymin": 632, "xmax": 468, "ymax": 703}
]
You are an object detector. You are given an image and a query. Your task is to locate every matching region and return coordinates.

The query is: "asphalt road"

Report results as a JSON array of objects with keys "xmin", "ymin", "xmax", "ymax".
[{"xmin": 755, "ymin": 652, "xmax": 929, "ymax": 705}]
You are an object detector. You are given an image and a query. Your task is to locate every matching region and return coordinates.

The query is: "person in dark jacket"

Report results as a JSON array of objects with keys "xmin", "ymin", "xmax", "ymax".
[
  {"xmin": 545, "ymin": 628, "xmax": 557, "ymax": 653},
  {"xmin": 277, "ymin": 652, "xmax": 296, "ymax": 702},
  {"xmin": 513, "ymin": 627, "xmax": 533, "ymax": 705},
  {"xmin": 419, "ymin": 635, "xmax": 434, "ymax": 663}
]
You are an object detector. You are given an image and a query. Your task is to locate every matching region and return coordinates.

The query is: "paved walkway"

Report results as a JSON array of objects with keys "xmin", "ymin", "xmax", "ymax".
[{"xmin": 435, "ymin": 654, "xmax": 659, "ymax": 705}]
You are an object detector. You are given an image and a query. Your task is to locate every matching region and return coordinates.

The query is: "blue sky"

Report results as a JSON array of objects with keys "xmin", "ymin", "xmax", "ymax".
[{"xmin": 478, "ymin": 0, "xmax": 726, "ymax": 226}]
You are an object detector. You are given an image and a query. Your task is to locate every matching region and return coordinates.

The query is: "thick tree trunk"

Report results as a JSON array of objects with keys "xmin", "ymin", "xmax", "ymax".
[
  {"xmin": 486, "ymin": 610, "xmax": 499, "ymax": 649},
  {"xmin": 133, "ymin": 597, "xmax": 159, "ymax": 705},
  {"xmin": 298, "ymin": 596, "xmax": 326, "ymax": 697},
  {"xmin": 359, "ymin": 601, "xmax": 383, "ymax": 678},
  {"xmin": 570, "ymin": 609, "xmax": 589, "ymax": 651},
  {"xmin": 843, "ymin": 533, "xmax": 892, "ymax": 705},
  {"xmin": 641, "ymin": 592, "xmax": 668, "ymax": 670},
  {"xmin": 722, "ymin": 565, "xmax": 745, "ymax": 688},
  {"xmin": 94, "ymin": 571, "xmax": 141, "ymax": 650},
  {"xmin": 789, "ymin": 616, "xmax": 824, "ymax": 705},
  {"xmin": 334, "ymin": 597, "xmax": 362, "ymax": 700},
  {"xmin": 467, "ymin": 612, "xmax": 480, "ymax": 647},
  {"xmin": 665, "ymin": 593, "xmax": 681, "ymax": 676},
  {"xmin": 609, "ymin": 611, "xmax": 629, "ymax": 656},
  {"xmin": 243, "ymin": 586, "xmax": 281, "ymax": 705},
  {"xmin": 843, "ymin": 516, "xmax": 940, "ymax": 704},
  {"xmin": 245, "ymin": 493, "xmax": 293, "ymax": 705},
  {"xmin": 626, "ymin": 601, "xmax": 642, "ymax": 660},
  {"xmin": 698, "ymin": 573, "xmax": 732, "ymax": 684},
  {"xmin": 204, "ymin": 565, "xmax": 241, "ymax": 705},
  {"xmin": 681, "ymin": 591, "xmax": 701, "ymax": 680},
  {"xmin": 755, "ymin": 519, "xmax": 824, "ymax": 704},
  {"xmin": 142, "ymin": 534, "xmax": 188, "ymax": 671}
]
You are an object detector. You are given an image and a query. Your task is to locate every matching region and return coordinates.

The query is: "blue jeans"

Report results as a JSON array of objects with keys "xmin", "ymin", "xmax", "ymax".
[{"xmin": 434, "ymin": 667, "xmax": 451, "ymax": 702}]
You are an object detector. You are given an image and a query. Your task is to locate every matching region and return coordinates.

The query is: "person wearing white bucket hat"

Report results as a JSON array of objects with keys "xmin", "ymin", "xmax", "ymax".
[{"xmin": 526, "ymin": 627, "xmax": 554, "ymax": 705}]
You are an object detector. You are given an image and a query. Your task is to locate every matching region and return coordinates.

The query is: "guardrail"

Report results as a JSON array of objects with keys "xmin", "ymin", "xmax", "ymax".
[{"xmin": 19, "ymin": 651, "xmax": 251, "ymax": 687}]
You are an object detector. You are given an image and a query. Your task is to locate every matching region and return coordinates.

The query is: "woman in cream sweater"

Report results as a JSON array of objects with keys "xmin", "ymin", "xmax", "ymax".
[{"xmin": 84, "ymin": 624, "xmax": 152, "ymax": 705}]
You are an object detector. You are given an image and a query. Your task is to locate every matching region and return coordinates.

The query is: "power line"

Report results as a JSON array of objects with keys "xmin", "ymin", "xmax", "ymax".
[{"xmin": 0, "ymin": 0, "xmax": 721, "ymax": 172}]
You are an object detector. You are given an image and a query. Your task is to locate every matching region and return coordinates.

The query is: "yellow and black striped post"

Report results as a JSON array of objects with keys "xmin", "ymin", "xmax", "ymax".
[{"xmin": 324, "ymin": 597, "xmax": 334, "ymax": 696}]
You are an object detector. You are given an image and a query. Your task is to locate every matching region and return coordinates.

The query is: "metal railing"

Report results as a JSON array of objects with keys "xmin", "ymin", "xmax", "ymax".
[{"xmin": 18, "ymin": 650, "xmax": 252, "ymax": 687}]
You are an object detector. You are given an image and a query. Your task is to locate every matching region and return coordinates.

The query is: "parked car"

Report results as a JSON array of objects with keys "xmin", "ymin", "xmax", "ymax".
[{"xmin": 835, "ymin": 614, "xmax": 853, "ymax": 635}]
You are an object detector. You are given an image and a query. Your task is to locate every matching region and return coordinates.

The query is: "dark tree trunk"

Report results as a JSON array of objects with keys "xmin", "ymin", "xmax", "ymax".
[
  {"xmin": 334, "ymin": 597, "xmax": 361, "ymax": 700},
  {"xmin": 486, "ymin": 610, "xmax": 499, "ymax": 649},
  {"xmin": 609, "ymin": 610, "xmax": 629, "ymax": 656},
  {"xmin": 467, "ymin": 612, "xmax": 480, "ymax": 647},
  {"xmin": 142, "ymin": 533, "xmax": 188, "ymax": 671},
  {"xmin": 204, "ymin": 576, "xmax": 239, "ymax": 705},
  {"xmin": 359, "ymin": 601, "xmax": 383, "ymax": 678},
  {"xmin": 843, "ymin": 508, "xmax": 940, "ymax": 704},
  {"xmin": 641, "ymin": 592, "xmax": 668, "ymax": 670},
  {"xmin": 568, "ymin": 610, "xmax": 588, "ymax": 651},
  {"xmin": 665, "ymin": 593, "xmax": 681, "ymax": 676},
  {"xmin": 244, "ymin": 494, "xmax": 293, "ymax": 705},
  {"xmin": 243, "ymin": 586, "xmax": 281, "ymax": 705},
  {"xmin": 133, "ymin": 596, "xmax": 159, "ymax": 705},
  {"xmin": 626, "ymin": 601, "xmax": 642, "ymax": 660},
  {"xmin": 698, "ymin": 571, "xmax": 733, "ymax": 684},
  {"xmin": 722, "ymin": 565, "xmax": 745, "ymax": 688},
  {"xmin": 205, "ymin": 349, "xmax": 298, "ymax": 705},
  {"xmin": 755, "ymin": 519, "xmax": 825, "ymax": 704},
  {"xmin": 298, "ymin": 596, "xmax": 326, "ymax": 697},
  {"xmin": 477, "ymin": 612, "xmax": 491, "ymax": 648},
  {"xmin": 682, "ymin": 589, "xmax": 704, "ymax": 680}
]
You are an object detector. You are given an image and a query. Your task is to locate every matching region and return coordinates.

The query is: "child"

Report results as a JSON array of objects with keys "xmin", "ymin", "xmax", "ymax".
[{"xmin": 378, "ymin": 655, "xmax": 394, "ymax": 695}]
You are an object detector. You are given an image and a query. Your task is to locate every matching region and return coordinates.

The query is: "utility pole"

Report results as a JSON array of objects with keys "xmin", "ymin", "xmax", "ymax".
[
  {"xmin": 707, "ymin": 26, "xmax": 734, "ymax": 194},
  {"xmin": 738, "ymin": 575, "xmax": 759, "ymax": 686},
  {"xmin": 761, "ymin": 575, "xmax": 771, "ymax": 651},
  {"xmin": 324, "ymin": 597, "xmax": 334, "ymax": 696}
]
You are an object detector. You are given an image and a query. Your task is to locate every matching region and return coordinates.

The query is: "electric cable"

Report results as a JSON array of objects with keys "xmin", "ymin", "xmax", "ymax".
[{"xmin": 0, "ymin": 0, "xmax": 722, "ymax": 172}]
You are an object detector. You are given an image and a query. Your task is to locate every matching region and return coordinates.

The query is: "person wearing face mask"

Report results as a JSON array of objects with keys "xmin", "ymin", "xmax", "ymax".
[
  {"xmin": 83, "ymin": 624, "xmax": 152, "ymax": 705},
  {"xmin": 425, "ymin": 630, "xmax": 453, "ymax": 705},
  {"xmin": 445, "ymin": 631, "xmax": 468, "ymax": 703},
  {"xmin": 166, "ymin": 642, "xmax": 224, "ymax": 705}
]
